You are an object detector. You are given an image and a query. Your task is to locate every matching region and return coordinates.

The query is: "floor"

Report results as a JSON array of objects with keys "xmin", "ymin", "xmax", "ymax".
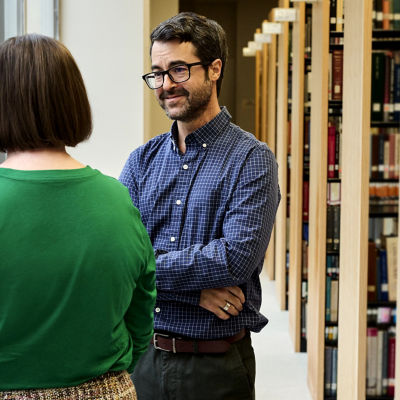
[{"xmin": 252, "ymin": 273, "xmax": 312, "ymax": 400}]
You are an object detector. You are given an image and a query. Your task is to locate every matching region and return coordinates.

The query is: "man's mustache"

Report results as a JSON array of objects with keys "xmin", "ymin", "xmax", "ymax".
[{"xmin": 159, "ymin": 88, "xmax": 189, "ymax": 100}]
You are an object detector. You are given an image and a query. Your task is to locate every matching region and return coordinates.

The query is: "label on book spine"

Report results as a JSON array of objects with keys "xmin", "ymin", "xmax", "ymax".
[{"xmin": 273, "ymin": 8, "xmax": 297, "ymax": 22}]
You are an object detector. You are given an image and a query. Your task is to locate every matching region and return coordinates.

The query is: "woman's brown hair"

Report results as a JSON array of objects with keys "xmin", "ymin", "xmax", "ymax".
[{"xmin": 0, "ymin": 34, "xmax": 92, "ymax": 152}]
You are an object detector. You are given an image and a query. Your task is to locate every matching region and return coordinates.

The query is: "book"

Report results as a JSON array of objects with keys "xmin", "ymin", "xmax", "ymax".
[
  {"xmin": 336, "ymin": 0, "xmax": 343, "ymax": 32},
  {"xmin": 394, "ymin": 0, "xmax": 400, "ymax": 30},
  {"xmin": 382, "ymin": 0, "xmax": 391, "ymax": 29},
  {"xmin": 387, "ymin": 331, "xmax": 396, "ymax": 396},
  {"xmin": 371, "ymin": 52, "xmax": 386, "ymax": 121},
  {"xmin": 332, "ymin": 205, "xmax": 340, "ymax": 252},
  {"xmin": 368, "ymin": 241, "xmax": 378, "ymax": 302},
  {"xmin": 385, "ymin": 236, "xmax": 398, "ymax": 301},
  {"xmin": 367, "ymin": 327, "xmax": 378, "ymax": 396},
  {"xmin": 330, "ymin": 0, "xmax": 337, "ymax": 32},
  {"xmin": 330, "ymin": 279, "xmax": 339, "ymax": 323},
  {"xmin": 393, "ymin": 52, "xmax": 400, "ymax": 121},
  {"xmin": 328, "ymin": 124, "xmax": 336, "ymax": 178},
  {"xmin": 331, "ymin": 50, "xmax": 343, "ymax": 101},
  {"xmin": 375, "ymin": 0, "xmax": 384, "ymax": 29}
]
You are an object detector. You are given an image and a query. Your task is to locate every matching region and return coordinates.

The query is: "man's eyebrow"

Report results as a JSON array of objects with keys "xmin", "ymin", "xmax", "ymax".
[{"xmin": 151, "ymin": 60, "xmax": 188, "ymax": 70}]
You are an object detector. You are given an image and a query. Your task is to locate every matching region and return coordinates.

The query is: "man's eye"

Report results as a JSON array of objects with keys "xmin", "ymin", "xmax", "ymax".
[
  {"xmin": 172, "ymin": 66, "xmax": 187, "ymax": 74},
  {"xmin": 153, "ymin": 71, "xmax": 163, "ymax": 78}
]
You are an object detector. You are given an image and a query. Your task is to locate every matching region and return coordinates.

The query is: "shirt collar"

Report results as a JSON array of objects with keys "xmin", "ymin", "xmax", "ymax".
[{"xmin": 169, "ymin": 107, "xmax": 232, "ymax": 152}]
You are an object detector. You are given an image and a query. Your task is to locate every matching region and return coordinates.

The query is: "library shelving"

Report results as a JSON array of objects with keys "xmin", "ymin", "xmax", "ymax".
[
  {"xmin": 287, "ymin": 0, "xmax": 313, "ymax": 354},
  {"xmin": 307, "ymin": 0, "xmax": 330, "ymax": 399},
  {"xmin": 264, "ymin": 16, "xmax": 278, "ymax": 282},
  {"xmin": 274, "ymin": 0, "xmax": 291, "ymax": 311}
]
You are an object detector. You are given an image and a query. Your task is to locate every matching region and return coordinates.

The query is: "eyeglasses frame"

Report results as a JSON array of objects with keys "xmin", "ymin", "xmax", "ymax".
[{"xmin": 142, "ymin": 61, "xmax": 210, "ymax": 90}]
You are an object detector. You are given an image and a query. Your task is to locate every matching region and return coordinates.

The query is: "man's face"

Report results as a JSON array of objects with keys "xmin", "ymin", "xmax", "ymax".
[{"xmin": 151, "ymin": 40, "xmax": 213, "ymax": 122}]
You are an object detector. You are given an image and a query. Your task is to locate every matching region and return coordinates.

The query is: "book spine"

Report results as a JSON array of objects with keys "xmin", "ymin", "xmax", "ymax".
[
  {"xmin": 330, "ymin": 0, "xmax": 337, "ymax": 32},
  {"xmin": 382, "ymin": 0, "xmax": 391, "ymax": 29},
  {"xmin": 387, "ymin": 334, "xmax": 395, "ymax": 396},
  {"xmin": 367, "ymin": 327, "xmax": 378, "ymax": 396},
  {"xmin": 331, "ymin": 50, "xmax": 343, "ymax": 101},
  {"xmin": 328, "ymin": 125, "xmax": 336, "ymax": 178},
  {"xmin": 394, "ymin": 0, "xmax": 400, "ymax": 30}
]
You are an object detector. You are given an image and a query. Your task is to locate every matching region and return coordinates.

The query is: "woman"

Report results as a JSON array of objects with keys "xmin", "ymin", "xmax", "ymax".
[{"xmin": 0, "ymin": 34, "xmax": 156, "ymax": 399}]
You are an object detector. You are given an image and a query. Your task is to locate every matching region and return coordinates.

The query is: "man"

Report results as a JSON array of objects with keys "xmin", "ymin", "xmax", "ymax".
[{"xmin": 120, "ymin": 12, "xmax": 280, "ymax": 400}]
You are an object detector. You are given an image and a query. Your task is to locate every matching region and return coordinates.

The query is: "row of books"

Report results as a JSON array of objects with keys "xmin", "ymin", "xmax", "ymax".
[
  {"xmin": 327, "ymin": 205, "xmax": 340, "ymax": 252},
  {"xmin": 327, "ymin": 116, "xmax": 342, "ymax": 179},
  {"xmin": 371, "ymin": 50, "xmax": 400, "ymax": 122},
  {"xmin": 326, "ymin": 326, "xmax": 338, "ymax": 342},
  {"xmin": 327, "ymin": 254, "xmax": 339, "ymax": 276},
  {"xmin": 329, "ymin": 50, "xmax": 343, "ymax": 101},
  {"xmin": 367, "ymin": 306, "xmax": 396, "ymax": 325},
  {"xmin": 373, "ymin": 0, "xmax": 400, "ymax": 30},
  {"xmin": 369, "ymin": 217, "xmax": 398, "ymax": 246},
  {"xmin": 370, "ymin": 128, "xmax": 400, "ymax": 179},
  {"xmin": 329, "ymin": 0, "xmax": 344, "ymax": 33},
  {"xmin": 325, "ymin": 346, "xmax": 338, "ymax": 397},
  {"xmin": 366, "ymin": 326, "xmax": 396, "ymax": 396},
  {"xmin": 368, "ymin": 238, "xmax": 398, "ymax": 302},
  {"xmin": 326, "ymin": 277, "xmax": 339, "ymax": 323},
  {"xmin": 369, "ymin": 182, "xmax": 399, "ymax": 215}
]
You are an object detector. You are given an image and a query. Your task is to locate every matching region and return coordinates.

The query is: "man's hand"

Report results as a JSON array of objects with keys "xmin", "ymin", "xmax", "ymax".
[{"xmin": 199, "ymin": 286, "xmax": 245, "ymax": 320}]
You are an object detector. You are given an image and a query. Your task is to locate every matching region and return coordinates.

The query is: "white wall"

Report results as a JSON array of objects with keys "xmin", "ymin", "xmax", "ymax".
[{"xmin": 60, "ymin": 0, "xmax": 145, "ymax": 178}]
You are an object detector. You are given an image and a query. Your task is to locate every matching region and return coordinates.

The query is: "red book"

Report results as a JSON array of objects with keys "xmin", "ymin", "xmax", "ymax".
[
  {"xmin": 387, "ymin": 334, "xmax": 396, "ymax": 396},
  {"xmin": 328, "ymin": 125, "xmax": 336, "ymax": 178},
  {"xmin": 388, "ymin": 133, "xmax": 396, "ymax": 179},
  {"xmin": 331, "ymin": 50, "xmax": 343, "ymax": 101}
]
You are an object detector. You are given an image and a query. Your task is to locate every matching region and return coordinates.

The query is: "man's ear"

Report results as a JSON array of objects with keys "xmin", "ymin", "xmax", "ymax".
[{"xmin": 208, "ymin": 59, "xmax": 222, "ymax": 82}]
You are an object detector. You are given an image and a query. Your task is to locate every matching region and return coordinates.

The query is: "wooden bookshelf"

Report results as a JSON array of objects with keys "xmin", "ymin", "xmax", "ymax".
[
  {"xmin": 265, "ymin": 23, "xmax": 278, "ymax": 281},
  {"xmin": 337, "ymin": 0, "xmax": 372, "ymax": 398},
  {"xmin": 307, "ymin": 0, "xmax": 330, "ymax": 398},
  {"xmin": 274, "ymin": 0, "xmax": 290, "ymax": 310},
  {"xmin": 288, "ymin": 1, "xmax": 305, "ymax": 353}
]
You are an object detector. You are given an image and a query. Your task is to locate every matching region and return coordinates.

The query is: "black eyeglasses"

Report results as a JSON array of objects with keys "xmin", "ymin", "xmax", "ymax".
[{"xmin": 142, "ymin": 62, "xmax": 209, "ymax": 89}]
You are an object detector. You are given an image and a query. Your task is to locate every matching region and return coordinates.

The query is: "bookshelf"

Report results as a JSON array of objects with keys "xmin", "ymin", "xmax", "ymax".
[
  {"xmin": 264, "ymin": 19, "xmax": 278, "ymax": 281},
  {"xmin": 307, "ymin": 0, "xmax": 330, "ymax": 399},
  {"xmin": 274, "ymin": 0, "xmax": 291, "ymax": 310},
  {"xmin": 288, "ymin": 0, "xmax": 306, "ymax": 353}
]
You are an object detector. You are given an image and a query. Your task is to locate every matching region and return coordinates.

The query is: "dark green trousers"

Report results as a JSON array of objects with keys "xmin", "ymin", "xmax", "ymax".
[{"xmin": 131, "ymin": 333, "xmax": 256, "ymax": 400}]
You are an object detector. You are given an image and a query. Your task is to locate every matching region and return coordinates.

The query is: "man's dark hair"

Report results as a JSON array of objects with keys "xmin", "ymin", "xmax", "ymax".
[
  {"xmin": 0, "ymin": 34, "xmax": 92, "ymax": 152},
  {"xmin": 150, "ymin": 12, "xmax": 228, "ymax": 97}
]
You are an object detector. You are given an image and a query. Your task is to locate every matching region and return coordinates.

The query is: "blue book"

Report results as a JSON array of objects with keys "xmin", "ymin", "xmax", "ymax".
[
  {"xmin": 379, "ymin": 249, "xmax": 389, "ymax": 301},
  {"xmin": 393, "ymin": 56, "xmax": 400, "ymax": 122}
]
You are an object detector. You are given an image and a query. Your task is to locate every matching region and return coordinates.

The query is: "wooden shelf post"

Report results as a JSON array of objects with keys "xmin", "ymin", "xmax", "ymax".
[
  {"xmin": 274, "ymin": 0, "xmax": 290, "ymax": 310},
  {"xmin": 288, "ymin": 1, "xmax": 305, "ymax": 353},
  {"xmin": 307, "ymin": 0, "xmax": 330, "ymax": 398},
  {"xmin": 264, "ymin": 30, "xmax": 278, "ymax": 281},
  {"xmin": 337, "ymin": 0, "xmax": 372, "ymax": 398}
]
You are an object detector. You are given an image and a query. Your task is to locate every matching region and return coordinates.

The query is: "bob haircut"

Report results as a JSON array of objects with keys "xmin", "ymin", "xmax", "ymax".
[
  {"xmin": 0, "ymin": 34, "xmax": 92, "ymax": 152},
  {"xmin": 150, "ymin": 12, "xmax": 228, "ymax": 97}
]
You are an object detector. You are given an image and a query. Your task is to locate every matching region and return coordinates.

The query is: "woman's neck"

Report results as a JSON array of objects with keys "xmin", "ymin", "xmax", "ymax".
[{"xmin": 0, "ymin": 148, "xmax": 85, "ymax": 170}]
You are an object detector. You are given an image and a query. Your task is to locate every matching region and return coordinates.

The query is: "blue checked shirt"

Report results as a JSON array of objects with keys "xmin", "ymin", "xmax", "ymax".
[{"xmin": 120, "ymin": 107, "xmax": 280, "ymax": 339}]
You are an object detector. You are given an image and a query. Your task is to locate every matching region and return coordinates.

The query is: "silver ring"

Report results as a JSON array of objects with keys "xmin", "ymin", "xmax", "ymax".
[{"xmin": 222, "ymin": 302, "xmax": 231, "ymax": 311}]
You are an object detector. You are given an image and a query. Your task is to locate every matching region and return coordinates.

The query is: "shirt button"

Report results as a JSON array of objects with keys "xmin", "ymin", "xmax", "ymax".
[
  {"xmin": 176, "ymin": 200, "xmax": 182, "ymax": 205},
  {"xmin": 202, "ymin": 143, "xmax": 207, "ymax": 148},
  {"xmin": 155, "ymin": 307, "xmax": 161, "ymax": 313},
  {"xmin": 170, "ymin": 236, "xmax": 176, "ymax": 242},
  {"xmin": 182, "ymin": 164, "xmax": 189, "ymax": 170}
]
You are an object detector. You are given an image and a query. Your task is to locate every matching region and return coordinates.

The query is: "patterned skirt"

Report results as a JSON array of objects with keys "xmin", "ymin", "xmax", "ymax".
[{"xmin": 0, "ymin": 370, "xmax": 136, "ymax": 400}]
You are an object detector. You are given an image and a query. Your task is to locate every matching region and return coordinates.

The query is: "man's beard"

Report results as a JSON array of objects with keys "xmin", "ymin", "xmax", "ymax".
[{"xmin": 158, "ymin": 79, "xmax": 213, "ymax": 122}]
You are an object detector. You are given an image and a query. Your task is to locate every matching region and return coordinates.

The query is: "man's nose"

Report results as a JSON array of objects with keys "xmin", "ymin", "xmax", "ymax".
[{"xmin": 162, "ymin": 74, "xmax": 177, "ymax": 91}]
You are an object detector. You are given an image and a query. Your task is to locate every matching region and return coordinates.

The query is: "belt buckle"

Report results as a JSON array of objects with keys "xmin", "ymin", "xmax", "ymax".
[{"xmin": 153, "ymin": 333, "xmax": 176, "ymax": 353}]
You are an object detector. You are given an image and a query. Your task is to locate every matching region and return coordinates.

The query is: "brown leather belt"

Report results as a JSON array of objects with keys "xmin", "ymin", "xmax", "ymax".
[{"xmin": 151, "ymin": 328, "xmax": 247, "ymax": 354}]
